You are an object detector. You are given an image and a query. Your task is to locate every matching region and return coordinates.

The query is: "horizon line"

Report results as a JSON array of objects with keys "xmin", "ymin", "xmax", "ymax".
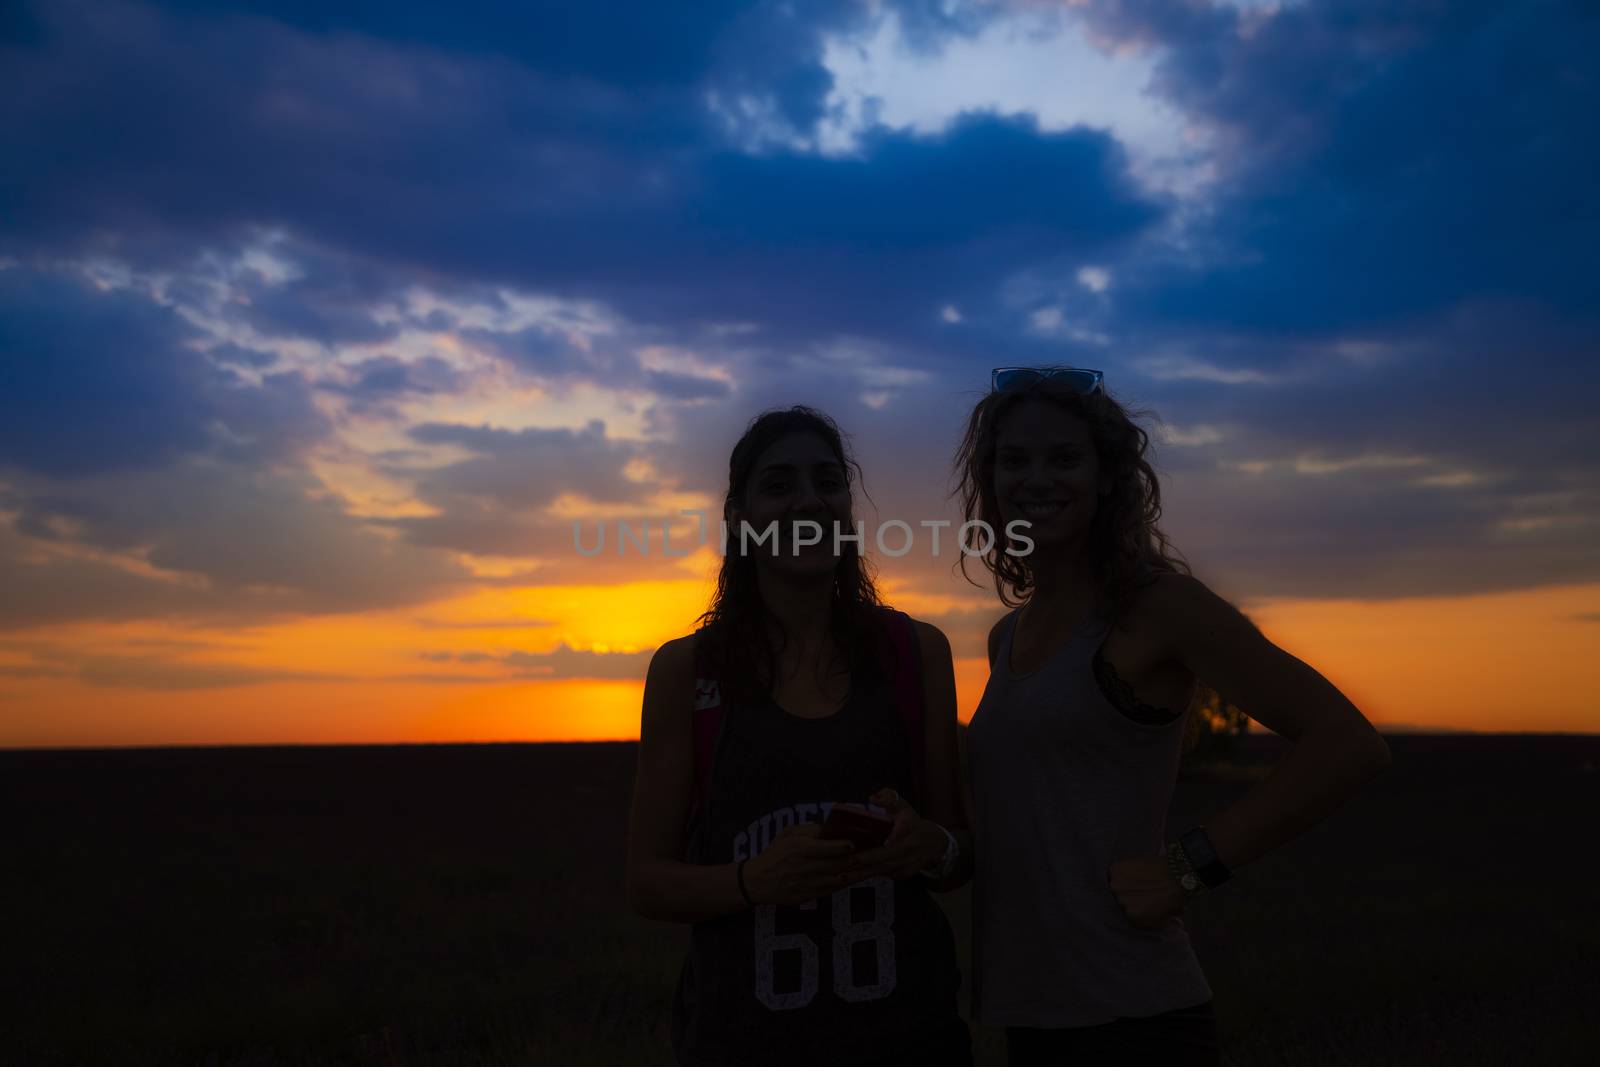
[{"xmin": 6, "ymin": 726, "xmax": 1600, "ymax": 754}]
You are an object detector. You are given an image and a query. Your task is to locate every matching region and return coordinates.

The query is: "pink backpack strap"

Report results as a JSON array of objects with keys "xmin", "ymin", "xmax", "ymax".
[
  {"xmin": 882, "ymin": 609, "xmax": 927, "ymax": 805},
  {"xmin": 689, "ymin": 662, "xmax": 725, "ymax": 823}
]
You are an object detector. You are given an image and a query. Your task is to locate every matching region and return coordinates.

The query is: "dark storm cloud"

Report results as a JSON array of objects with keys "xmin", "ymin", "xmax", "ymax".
[
  {"xmin": 142, "ymin": 0, "xmax": 859, "ymax": 90},
  {"xmin": 0, "ymin": 267, "xmax": 336, "ymax": 478},
  {"xmin": 0, "ymin": 0, "xmax": 1162, "ymax": 351},
  {"xmin": 0, "ymin": 269, "xmax": 216, "ymax": 477},
  {"xmin": 1092, "ymin": 0, "xmax": 1600, "ymax": 332}
]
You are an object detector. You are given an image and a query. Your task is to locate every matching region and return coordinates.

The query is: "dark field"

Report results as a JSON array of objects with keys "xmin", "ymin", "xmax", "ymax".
[{"xmin": 5, "ymin": 735, "xmax": 1598, "ymax": 1066}]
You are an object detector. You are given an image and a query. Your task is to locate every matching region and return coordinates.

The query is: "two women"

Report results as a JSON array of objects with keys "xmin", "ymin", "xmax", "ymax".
[{"xmin": 628, "ymin": 372, "xmax": 1389, "ymax": 1065}]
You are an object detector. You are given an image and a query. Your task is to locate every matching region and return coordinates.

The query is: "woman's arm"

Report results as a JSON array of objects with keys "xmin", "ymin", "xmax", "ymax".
[
  {"xmin": 625, "ymin": 636, "xmax": 746, "ymax": 923},
  {"xmin": 1109, "ymin": 573, "xmax": 1390, "ymax": 926},
  {"xmin": 851, "ymin": 620, "xmax": 973, "ymax": 891},
  {"xmin": 625, "ymin": 635, "xmax": 858, "ymax": 923},
  {"xmin": 914, "ymin": 620, "xmax": 974, "ymax": 892},
  {"xmin": 1149, "ymin": 572, "xmax": 1392, "ymax": 870}
]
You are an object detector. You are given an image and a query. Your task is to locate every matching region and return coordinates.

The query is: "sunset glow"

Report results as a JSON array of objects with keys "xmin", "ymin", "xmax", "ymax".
[{"xmin": 3, "ymin": 0, "xmax": 1596, "ymax": 747}]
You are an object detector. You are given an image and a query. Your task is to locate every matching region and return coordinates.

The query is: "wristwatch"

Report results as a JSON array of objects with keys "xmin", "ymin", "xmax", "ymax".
[
  {"xmin": 1164, "ymin": 841, "xmax": 1205, "ymax": 896},
  {"xmin": 1178, "ymin": 825, "xmax": 1233, "ymax": 889},
  {"xmin": 919, "ymin": 824, "xmax": 959, "ymax": 881}
]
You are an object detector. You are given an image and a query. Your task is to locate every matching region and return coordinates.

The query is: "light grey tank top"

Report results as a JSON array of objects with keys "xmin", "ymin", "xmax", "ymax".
[{"xmin": 967, "ymin": 608, "xmax": 1212, "ymax": 1027}]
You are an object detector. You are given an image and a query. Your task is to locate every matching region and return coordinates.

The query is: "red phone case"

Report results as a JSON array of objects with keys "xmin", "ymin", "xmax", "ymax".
[{"xmin": 820, "ymin": 804, "xmax": 893, "ymax": 849}]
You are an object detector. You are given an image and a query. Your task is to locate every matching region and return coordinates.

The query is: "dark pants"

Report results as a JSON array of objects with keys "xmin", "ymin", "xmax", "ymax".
[{"xmin": 1006, "ymin": 1001, "xmax": 1219, "ymax": 1065}]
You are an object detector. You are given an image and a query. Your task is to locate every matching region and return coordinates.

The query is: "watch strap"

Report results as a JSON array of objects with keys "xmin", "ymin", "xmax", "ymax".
[
  {"xmin": 1165, "ymin": 841, "xmax": 1206, "ymax": 897},
  {"xmin": 1178, "ymin": 825, "xmax": 1232, "ymax": 888}
]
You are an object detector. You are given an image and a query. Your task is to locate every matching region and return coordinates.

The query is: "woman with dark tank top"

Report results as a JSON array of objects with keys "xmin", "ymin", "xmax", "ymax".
[
  {"xmin": 945, "ymin": 368, "xmax": 1393, "ymax": 1063},
  {"xmin": 627, "ymin": 407, "xmax": 974, "ymax": 1066}
]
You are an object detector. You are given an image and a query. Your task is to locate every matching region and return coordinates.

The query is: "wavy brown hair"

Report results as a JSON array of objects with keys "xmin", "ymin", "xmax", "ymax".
[
  {"xmin": 695, "ymin": 406, "xmax": 885, "ymax": 705},
  {"xmin": 954, "ymin": 372, "xmax": 1192, "ymax": 616},
  {"xmin": 955, "ymin": 374, "xmax": 1225, "ymax": 748}
]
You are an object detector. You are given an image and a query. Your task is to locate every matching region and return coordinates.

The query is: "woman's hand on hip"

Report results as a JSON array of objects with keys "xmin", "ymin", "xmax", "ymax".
[{"xmin": 1108, "ymin": 854, "xmax": 1186, "ymax": 929}]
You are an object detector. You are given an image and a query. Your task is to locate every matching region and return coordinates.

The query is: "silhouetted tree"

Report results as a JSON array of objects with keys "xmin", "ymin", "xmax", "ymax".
[{"xmin": 1184, "ymin": 688, "xmax": 1252, "ymax": 763}]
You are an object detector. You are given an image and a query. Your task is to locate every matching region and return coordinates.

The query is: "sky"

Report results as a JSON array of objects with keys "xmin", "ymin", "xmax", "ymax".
[{"xmin": 2, "ymin": 0, "xmax": 1597, "ymax": 746}]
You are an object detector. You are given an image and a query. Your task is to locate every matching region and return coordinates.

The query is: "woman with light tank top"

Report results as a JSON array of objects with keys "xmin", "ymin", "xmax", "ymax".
[{"xmin": 946, "ymin": 367, "xmax": 1393, "ymax": 1063}]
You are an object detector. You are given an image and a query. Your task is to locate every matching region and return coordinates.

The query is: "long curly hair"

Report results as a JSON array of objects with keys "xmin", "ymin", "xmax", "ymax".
[
  {"xmin": 695, "ymin": 406, "xmax": 885, "ymax": 704},
  {"xmin": 954, "ymin": 374, "xmax": 1222, "ymax": 748},
  {"xmin": 954, "ymin": 373, "xmax": 1192, "ymax": 617}
]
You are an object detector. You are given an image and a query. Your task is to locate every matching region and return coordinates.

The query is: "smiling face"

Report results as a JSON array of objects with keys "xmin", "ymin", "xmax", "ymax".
[
  {"xmin": 730, "ymin": 430, "xmax": 854, "ymax": 577},
  {"xmin": 991, "ymin": 399, "xmax": 1104, "ymax": 554}
]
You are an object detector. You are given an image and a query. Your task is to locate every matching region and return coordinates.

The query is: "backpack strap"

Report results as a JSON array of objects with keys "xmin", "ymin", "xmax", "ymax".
[{"xmin": 689, "ymin": 658, "xmax": 725, "ymax": 825}]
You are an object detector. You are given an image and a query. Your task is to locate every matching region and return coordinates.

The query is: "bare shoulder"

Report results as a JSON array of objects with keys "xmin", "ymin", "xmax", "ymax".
[
  {"xmin": 906, "ymin": 617, "xmax": 953, "ymax": 662},
  {"xmin": 641, "ymin": 634, "xmax": 699, "ymax": 727},
  {"xmin": 648, "ymin": 633, "xmax": 699, "ymax": 677},
  {"xmin": 1124, "ymin": 570, "xmax": 1261, "ymax": 658},
  {"xmin": 1129, "ymin": 570, "xmax": 1213, "ymax": 615}
]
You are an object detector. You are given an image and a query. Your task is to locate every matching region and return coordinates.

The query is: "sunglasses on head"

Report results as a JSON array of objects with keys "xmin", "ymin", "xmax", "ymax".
[{"xmin": 990, "ymin": 366, "xmax": 1104, "ymax": 395}]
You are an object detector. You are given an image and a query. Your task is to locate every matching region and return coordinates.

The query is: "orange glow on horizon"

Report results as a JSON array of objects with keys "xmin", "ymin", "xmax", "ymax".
[{"xmin": 2, "ymin": 581, "xmax": 1595, "ymax": 747}]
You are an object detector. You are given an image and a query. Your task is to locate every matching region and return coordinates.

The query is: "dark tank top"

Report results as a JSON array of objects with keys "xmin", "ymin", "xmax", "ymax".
[{"xmin": 670, "ymin": 620, "xmax": 964, "ymax": 1065}]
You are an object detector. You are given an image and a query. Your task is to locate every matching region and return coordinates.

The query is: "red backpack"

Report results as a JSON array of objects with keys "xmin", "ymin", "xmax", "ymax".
[{"xmin": 689, "ymin": 608, "xmax": 926, "ymax": 822}]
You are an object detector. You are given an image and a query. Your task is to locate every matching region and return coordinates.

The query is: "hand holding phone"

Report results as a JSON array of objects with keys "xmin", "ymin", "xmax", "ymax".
[{"xmin": 819, "ymin": 803, "xmax": 893, "ymax": 849}]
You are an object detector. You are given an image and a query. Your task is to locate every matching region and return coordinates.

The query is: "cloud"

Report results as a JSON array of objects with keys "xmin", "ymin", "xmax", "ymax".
[
  {"xmin": 318, "ymin": 354, "xmax": 466, "ymax": 417},
  {"xmin": 0, "ymin": 457, "xmax": 473, "ymax": 630},
  {"xmin": 0, "ymin": 268, "xmax": 220, "ymax": 477},
  {"xmin": 398, "ymin": 419, "xmax": 645, "ymax": 519},
  {"xmin": 0, "ymin": 648, "xmax": 351, "ymax": 689},
  {"xmin": 0, "ymin": 266, "xmax": 340, "ymax": 478},
  {"xmin": 1099, "ymin": 0, "xmax": 1600, "ymax": 330},
  {"xmin": 414, "ymin": 616, "xmax": 554, "ymax": 630},
  {"xmin": 0, "ymin": 2, "xmax": 1165, "ymax": 356},
  {"xmin": 645, "ymin": 369, "xmax": 731, "ymax": 402},
  {"xmin": 0, "ymin": 0, "xmax": 1596, "ymax": 639},
  {"xmin": 502, "ymin": 644, "xmax": 655, "ymax": 681},
  {"xmin": 409, "ymin": 643, "xmax": 656, "ymax": 681}
]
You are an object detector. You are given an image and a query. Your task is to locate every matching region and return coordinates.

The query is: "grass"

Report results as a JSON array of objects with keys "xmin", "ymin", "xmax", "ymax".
[{"xmin": 3, "ymin": 735, "xmax": 1597, "ymax": 1065}]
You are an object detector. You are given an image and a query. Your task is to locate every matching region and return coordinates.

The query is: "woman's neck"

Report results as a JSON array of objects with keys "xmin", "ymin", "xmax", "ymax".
[
  {"xmin": 1024, "ymin": 550, "xmax": 1099, "ymax": 625},
  {"xmin": 755, "ymin": 566, "xmax": 835, "ymax": 653}
]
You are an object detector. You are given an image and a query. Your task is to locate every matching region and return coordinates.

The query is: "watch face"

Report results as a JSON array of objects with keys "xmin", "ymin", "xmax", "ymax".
[
  {"xmin": 1180, "ymin": 830, "xmax": 1216, "ymax": 869},
  {"xmin": 1181, "ymin": 873, "xmax": 1200, "ymax": 892}
]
